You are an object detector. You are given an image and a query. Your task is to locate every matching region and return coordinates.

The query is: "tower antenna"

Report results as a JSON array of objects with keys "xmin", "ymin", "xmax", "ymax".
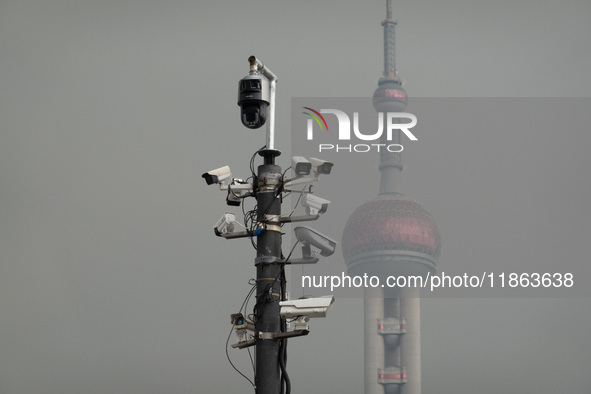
[{"xmin": 382, "ymin": 0, "xmax": 398, "ymax": 81}]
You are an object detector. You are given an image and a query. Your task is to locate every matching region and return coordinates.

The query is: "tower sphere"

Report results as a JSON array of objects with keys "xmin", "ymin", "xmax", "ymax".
[
  {"xmin": 342, "ymin": 193, "xmax": 441, "ymax": 267},
  {"xmin": 373, "ymin": 80, "xmax": 407, "ymax": 113}
]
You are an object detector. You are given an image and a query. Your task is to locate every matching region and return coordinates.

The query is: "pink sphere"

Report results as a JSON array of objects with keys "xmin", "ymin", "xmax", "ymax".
[{"xmin": 342, "ymin": 194, "xmax": 441, "ymax": 266}]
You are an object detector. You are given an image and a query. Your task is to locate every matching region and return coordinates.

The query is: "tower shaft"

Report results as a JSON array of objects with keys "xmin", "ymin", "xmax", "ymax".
[
  {"xmin": 365, "ymin": 287, "xmax": 385, "ymax": 394},
  {"xmin": 378, "ymin": 113, "xmax": 403, "ymax": 194},
  {"xmin": 399, "ymin": 289, "xmax": 422, "ymax": 394},
  {"xmin": 383, "ymin": 0, "xmax": 397, "ymax": 79},
  {"xmin": 375, "ymin": 0, "xmax": 407, "ymax": 193}
]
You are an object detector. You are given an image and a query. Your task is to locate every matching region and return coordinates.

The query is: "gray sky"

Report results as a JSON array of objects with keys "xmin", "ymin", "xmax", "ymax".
[{"xmin": 1, "ymin": 0, "xmax": 590, "ymax": 393}]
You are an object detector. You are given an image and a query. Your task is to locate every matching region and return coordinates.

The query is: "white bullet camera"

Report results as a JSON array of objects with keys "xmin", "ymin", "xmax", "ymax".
[
  {"xmin": 294, "ymin": 226, "xmax": 337, "ymax": 257},
  {"xmin": 301, "ymin": 193, "xmax": 330, "ymax": 215},
  {"xmin": 283, "ymin": 156, "xmax": 334, "ymax": 189},
  {"xmin": 279, "ymin": 295, "xmax": 335, "ymax": 318},
  {"xmin": 291, "ymin": 156, "xmax": 312, "ymax": 176},
  {"xmin": 309, "ymin": 157, "xmax": 334, "ymax": 175},
  {"xmin": 202, "ymin": 165, "xmax": 232, "ymax": 185},
  {"xmin": 214, "ymin": 213, "xmax": 237, "ymax": 236}
]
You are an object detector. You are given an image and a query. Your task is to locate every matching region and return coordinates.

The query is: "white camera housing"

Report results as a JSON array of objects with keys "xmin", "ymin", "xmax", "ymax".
[
  {"xmin": 279, "ymin": 295, "xmax": 335, "ymax": 318},
  {"xmin": 291, "ymin": 156, "xmax": 312, "ymax": 176},
  {"xmin": 214, "ymin": 213, "xmax": 236, "ymax": 235},
  {"xmin": 294, "ymin": 226, "xmax": 337, "ymax": 257},
  {"xmin": 226, "ymin": 178, "xmax": 253, "ymax": 206},
  {"xmin": 301, "ymin": 193, "xmax": 330, "ymax": 215},
  {"xmin": 283, "ymin": 156, "xmax": 334, "ymax": 189},
  {"xmin": 202, "ymin": 165, "xmax": 232, "ymax": 185}
]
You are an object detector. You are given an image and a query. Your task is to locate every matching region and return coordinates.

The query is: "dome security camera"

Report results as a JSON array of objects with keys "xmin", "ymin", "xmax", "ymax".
[{"xmin": 237, "ymin": 74, "xmax": 270, "ymax": 129}]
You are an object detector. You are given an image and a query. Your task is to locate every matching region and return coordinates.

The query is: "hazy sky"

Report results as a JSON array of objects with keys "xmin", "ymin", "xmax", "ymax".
[{"xmin": 1, "ymin": 1, "xmax": 590, "ymax": 393}]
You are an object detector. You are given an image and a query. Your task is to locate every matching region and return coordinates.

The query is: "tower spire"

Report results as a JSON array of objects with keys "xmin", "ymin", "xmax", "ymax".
[
  {"xmin": 373, "ymin": 0, "xmax": 407, "ymax": 194},
  {"xmin": 382, "ymin": 0, "xmax": 398, "ymax": 81}
]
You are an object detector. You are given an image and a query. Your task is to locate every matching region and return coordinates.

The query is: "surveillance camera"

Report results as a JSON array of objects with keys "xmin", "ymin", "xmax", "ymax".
[
  {"xmin": 309, "ymin": 157, "xmax": 334, "ymax": 175},
  {"xmin": 214, "ymin": 213, "xmax": 236, "ymax": 236},
  {"xmin": 202, "ymin": 166, "xmax": 232, "ymax": 185},
  {"xmin": 231, "ymin": 313, "xmax": 247, "ymax": 330},
  {"xmin": 230, "ymin": 313, "xmax": 252, "ymax": 345},
  {"xmin": 226, "ymin": 179, "xmax": 252, "ymax": 206},
  {"xmin": 294, "ymin": 226, "xmax": 337, "ymax": 257},
  {"xmin": 231, "ymin": 313, "xmax": 254, "ymax": 333},
  {"xmin": 282, "ymin": 157, "xmax": 332, "ymax": 189},
  {"xmin": 238, "ymin": 74, "xmax": 270, "ymax": 129},
  {"xmin": 301, "ymin": 193, "xmax": 330, "ymax": 215},
  {"xmin": 279, "ymin": 295, "xmax": 335, "ymax": 318},
  {"xmin": 226, "ymin": 190, "xmax": 241, "ymax": 206},
  {"xmin": 291, "ymin": 156, "xmax": 312, "ymax": 176}
]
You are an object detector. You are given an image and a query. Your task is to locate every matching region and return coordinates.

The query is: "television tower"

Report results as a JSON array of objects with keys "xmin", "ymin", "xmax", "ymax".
[{"xmin": 342, "ymin": 2, "xmax": 441, "ymax": 394}]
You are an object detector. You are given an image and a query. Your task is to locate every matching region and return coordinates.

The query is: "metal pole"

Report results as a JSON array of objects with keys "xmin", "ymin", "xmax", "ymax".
[
  {"xmin": 254, "ymin": 157, "xmax": 283, "ymax": 394},
  {"xmin": 249, "ymin": 56, "xmax": 283, "ymax": 394}
]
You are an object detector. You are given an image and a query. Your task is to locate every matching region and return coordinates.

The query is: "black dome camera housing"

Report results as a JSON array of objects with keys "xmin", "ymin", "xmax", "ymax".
[{"xmin": 237, "ymin": 74, "xmax": 270, "ymax": 129}]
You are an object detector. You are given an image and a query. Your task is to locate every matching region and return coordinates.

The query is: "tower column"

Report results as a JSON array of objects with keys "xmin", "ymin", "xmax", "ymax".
[
  {"xmin": 383, "ymin": 291, "xmax": 401, "ymax": 368},
  {"xmin": 378, "ymin": 112, "xmax": 403, "ymax": 194},
  {"xmin": 400, "ymin": 288, "xmax": 421, "ymax": 394},
  {"xmin": 365, "ymin": 286, "xmax": 385, "ymax": 394}
]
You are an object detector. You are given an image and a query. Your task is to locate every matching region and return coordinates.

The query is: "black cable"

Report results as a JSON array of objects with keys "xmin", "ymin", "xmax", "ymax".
[
  {"xmin": 281, "ymin": 166, "xmax": 291, "ymax": 181},
  {"xmin": 279, "ymin": 339, "xmax": 291, "ymax": 394},
  {"xmin": 284, "ymin": 240, "xmax": 300, "ymax": 264},
  {"xmin": 242, "ymin": 279, "xmax": 257, "ymax": 375},
  {"xmin": 279, "ymin": 273, "xmax": 286, "ymax": 394},
  {"xmin": 250, "ymin": 145, "xmax": 266, "ymax": 179},
  {"xmin": 278, "ymin": 259, "xmax": 291, "ymax": 394},
  {"xmin": 260, "ymin": 183, "xmax": 283, "ymax": 218},
  {"xmin": 288, "ymin": 187, "xmax": 306, "ymax": 217},
  {"xmin": 243, "ymin": 208, "xmax": 258, "ymax": 251},
  {"xmin": 244, "ymin": 145, "xmax": 266, "ymax": 252},
  {"xmin": 225, "ymin": 324, "xmax": 256, "ymax": 390},
  {"xmin": 247, "ymin": 345, "xmax": 255, "ymax": 375},
  {"xmin": 258, "ymin": 240, "xmax": 299, "ymax": 310},
  {"xmin": 225, "ymin": 280, "xmax": 258, "ymax": 389},
  {"xmin": 241, "ymin": 198, "xmax": 249, "ymax": 225},
  {"xmin": 240, "ymin": 280, "xmax": 257, "ymax": 315}
]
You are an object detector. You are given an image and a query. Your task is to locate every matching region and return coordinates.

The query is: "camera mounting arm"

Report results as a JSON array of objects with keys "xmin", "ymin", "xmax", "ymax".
[{"xmin": 248, "ymin": 56, "xmax": 278, "ymax": 152}]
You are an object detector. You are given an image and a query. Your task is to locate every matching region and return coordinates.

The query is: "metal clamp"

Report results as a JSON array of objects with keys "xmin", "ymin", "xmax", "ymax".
[
  {"xmin": 263, "ymin": 214, "xmax": 281, "ymax": 223},
  {"xmin": 264, "ymin": 223, "xmax": 282, "ymax": 232},
  {"xmin": 258, "ymin": 331, "xmax": 275, "ymax": 340},
  {"xmin": 257, "ymin": 330, "xmax": 310, "ymax": 341},
  {"xmin": 255, "ymin": 256, "xmax": 282, "ymax": 265}
]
